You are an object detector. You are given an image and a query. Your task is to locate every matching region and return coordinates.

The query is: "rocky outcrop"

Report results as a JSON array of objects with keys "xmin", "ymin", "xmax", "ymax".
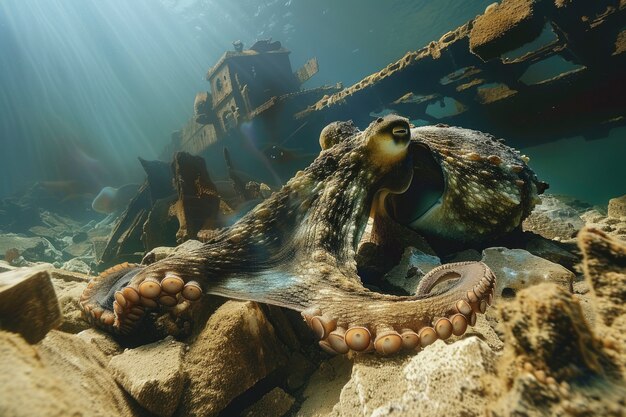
[
  {"xmin": 0, "ymin": 330, "xmax": 137, "ymax": 417},
  {"xmin": 522, "ymin": 194, "xmax": 587, "ymax": 241},
  {"xmin": 489, "ymin": 227, "xmax": 626, "ymax": 416},
  {"xmin": 482, "ymin": 247, "xmax": 575, "ymax": 297},
  {"xmin": 491, "ymin": 282, "xmax": 624, "ymax": 416},
  {"xmin": 578, "ymin": 227, "xmax": 626, "ymax": 371},
  {"xmin": 175, "ymin": 301, "xmax": 289, "ymax": 417},
  {"xmin": 108, "ymin": 337, "xmax": 186, "ymax": 417},
  {"xmin": 329, "ymin": 337, "xmax": 497, "ymax": 417}
]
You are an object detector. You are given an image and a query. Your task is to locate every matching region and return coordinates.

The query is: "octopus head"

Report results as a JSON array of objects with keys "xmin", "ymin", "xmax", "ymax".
[
  {"xmin": 363, "ymin": 115, "xmax": 412, "ymax": 167},
  {"xmin": 359, "ymin": 115, "xmax": 414, "ymax": 195},
  {"xmin": 318, "ymin": 115, "xmax": 414, "ymax": 195}
]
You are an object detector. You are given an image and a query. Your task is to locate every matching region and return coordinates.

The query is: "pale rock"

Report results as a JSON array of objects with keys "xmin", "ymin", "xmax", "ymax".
[
  {"xmin": 0, "ymin": 233, "xmax": 63, "ymax": 263},
  {"xmin": 522, "ymin": 194, "xmax": 584, "ymax": 240},
  {"xmin": 76, "ymin": 328, "xmax": 122, "ymax": 357},
  {"xmin": 62, "ymin": 240, "xmax": 93, "ymax": 259},
  {"xmin": 108, "ymin": 337, "xmax": 186, "ymax": 417},
  {"xmin": 580, "ymin": 209, "xmax": 606, "ymax": 224},
  {"xmin": 61, "ymin": 257, "xmax": 91, "ymax": 274},
  {"xmin": 0, "ymin": 260, "xmax": 17, "ymax": 272},
  {"xmin": 482, "ymin": 247, "xmax": 575, "ymax": 298},
  {"xmin": 175, "ymin": 300, "xmax": 289, "ymax": 417},
  {"xmin": 0, "ymin": 330, "xmax": 136, "ymax": 417},
  {"xmin": 329, "ymin": 337, "xmax": 496, "ymax": 417},
  {"xmin": 383, "ymin": 247, "xmax": 441, "ymax": 295}
]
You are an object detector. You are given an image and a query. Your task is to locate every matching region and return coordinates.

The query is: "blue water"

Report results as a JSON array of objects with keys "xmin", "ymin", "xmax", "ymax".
[{"xmin": 0, "ymin": 0, "xmax": 623, "ymax": 205}]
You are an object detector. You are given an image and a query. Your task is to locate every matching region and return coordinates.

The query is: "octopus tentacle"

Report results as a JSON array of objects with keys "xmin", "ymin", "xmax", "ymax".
[
  {"xmin": 297, "ymin": 261, "xmax": 495, "ymax": 355},
  {"xmin": 80, "ymin": 115, "xmax": 502, "ymax": 354}
]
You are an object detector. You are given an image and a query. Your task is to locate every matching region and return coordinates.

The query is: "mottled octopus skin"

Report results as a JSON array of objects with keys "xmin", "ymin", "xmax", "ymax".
[
  {"xmin": 81, "ymin": 115, "xmax": 496, "ymax": 355},
  {"xmin": 387, "ymin": 125, "xmax": 547, "ymax": 244}
]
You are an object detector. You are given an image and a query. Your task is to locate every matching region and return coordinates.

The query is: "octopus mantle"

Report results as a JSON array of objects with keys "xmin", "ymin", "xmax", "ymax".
[{"xmin": 81, "ymin": 115, "xmax": 544, "ymax": 356}]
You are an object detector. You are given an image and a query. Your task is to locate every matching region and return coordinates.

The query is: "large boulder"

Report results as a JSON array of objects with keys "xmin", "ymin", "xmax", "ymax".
[
  {"xmin": 175, "ymin": 301, "xmax": 289, "ymax": 417},
  {"xmin": 491, "ymin": 282, "xmax": 621, "ymax": 416},
  {"xmin": 0, "ymin": 330, "xmax": 137, "ymax": 417}
]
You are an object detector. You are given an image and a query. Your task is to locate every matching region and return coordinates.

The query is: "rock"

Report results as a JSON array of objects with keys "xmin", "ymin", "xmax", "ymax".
[
  {"xmin": 465, "ymin": 313, "xmax": 505, "ymax": 352},
  {"xmin": 482, "ymin": 247, "xmax": 574, "ymax": 298},
  {"xmin": 491, "ymin": 283, "xmax": 621, "ymax": 416},
  {"xmin": 0, "ymin": 330, "xmax": 136, "ymax": 417},
  {"xmin": 0, "ymin": 260, "xmax": 17, "ymax": 273},
  {"xmin": 579, "ymin": 227, "xmax": 626, "ymax": 370},
  {"xmin": 61, "ymin": 258, "xmax": 91, "ymax": 274},
  {"xmin": 46, "ymin": 267, "xmax": 90, "ymax": 333},
  {"xmin": 0, "ymin": 268, "xmax": 61, "ymax": 343},
  {"xmin": 108, "ymin": 337, "xmax": 186, "ymax": 417},
  {"xmin": 0, "ymin": 330, "xmax": 80, "ymax": 416},
  {"xmin": 76, "ymin": 328, "xmax": 122, "ymax": 357},
  {"xmin": 0, "ymin": 233, "xmax": 63, "ymax": 263},
  {"xmin": 383, "ymin": 247, "xmax": 440, "ymax": 295},
  {"xmin": 91, "ymin": 236, "xmax": 109, "ymax": 263},
  {"xmin": 297, "ymin": 356, "xmax": 353, "ymax": 417},
  {"xmin": 608, "ymin": 195, "xmax": 626, "ymax": 219},
  {"xmin": 241, "ymin": 387, "xmax": 295, "ymax": 417},
  {"xmin": 330, "ymin": 337, "xmax": 497, "ymax": 417},
  {"xmin": 285, "ymin": 351, "xmax": 317, "ymax": 391},
  {"xmin": 578, "ymin": 204, "xmax": 626, "ymax": 242},
  {"xmin": 523, "ymin": 233, "xmax": 579, "ymax": 269},
  {"xmin": 176, "ymin": 301, "xmax": 288, "ymax": 417},
  {"xmin": 522, "ymin": 194, "xmax": 585, "ymax": 240},
  {"xmin": 62, "ymin": 240, "xmax": 93, "ymax": 259},
  {"xmin": 580, "ymin": 209, "xmax": 606, "ymax": 224},
  {"xmin": 498, "ymin": 283, "xmax": 613, "ymax": 379}
]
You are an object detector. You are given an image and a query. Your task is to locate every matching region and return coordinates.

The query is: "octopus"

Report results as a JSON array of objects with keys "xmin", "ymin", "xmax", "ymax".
[{"xmin": 81, "ymin": 115, "xmax": 545, "ymax": 355}]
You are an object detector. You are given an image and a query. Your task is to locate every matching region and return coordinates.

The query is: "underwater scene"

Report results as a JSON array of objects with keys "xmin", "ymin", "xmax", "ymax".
[{"xmin": 1, "ymin": 0, "xmax": 626, "ymax": 416}]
